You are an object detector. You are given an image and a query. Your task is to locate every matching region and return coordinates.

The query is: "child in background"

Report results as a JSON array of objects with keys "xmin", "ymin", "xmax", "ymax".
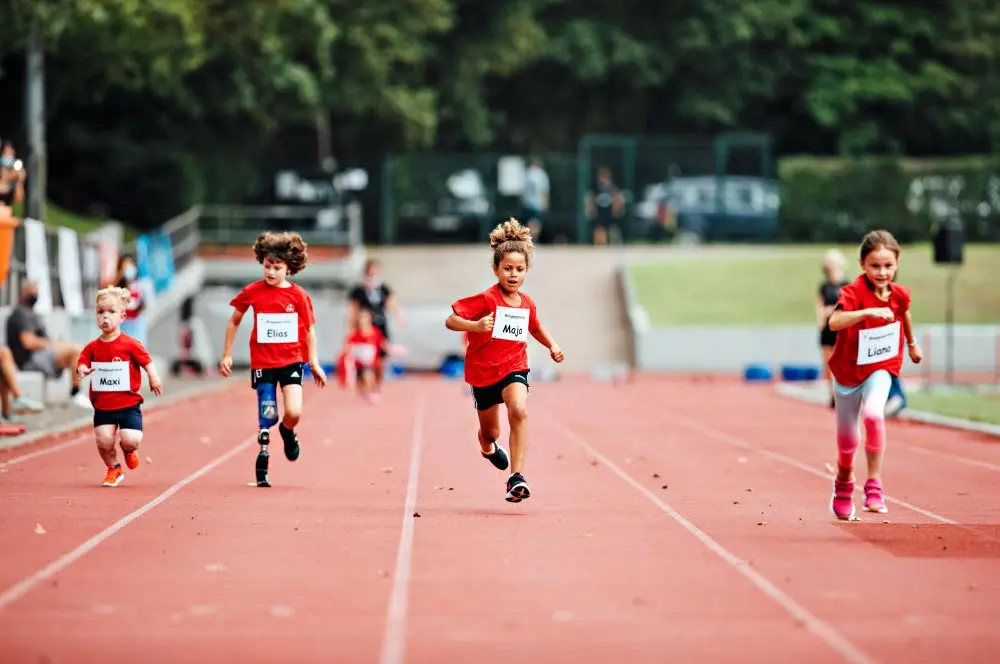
[
  {"xmin": 77, "ymin": 287, "xmax": 163, "ymax": 487},
  {"xmin": 826, "ymin": 230, "xmax": 922, "ymax": 520},
  {"xmin": 446, "ymin": 218, "xmax": 564, "ymax": 503},
  {"xmin": 816, "ymin": 249, "xmax": 849, "ymax": 409},
  {"xmin": 342, "ymin": 308, "xmax": 390, "ymax": 402},
  {"xmin": 219, "ymin": 231, "xmax": 327, "ymax": 488}
]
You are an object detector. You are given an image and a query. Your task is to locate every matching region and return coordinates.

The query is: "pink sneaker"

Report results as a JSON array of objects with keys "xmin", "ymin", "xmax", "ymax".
[
  {"xmin": 830, "ymin": 479, "xmax": 855, "ymax": 520},
  {"xmin": 864, "ymin": 479, "xmax": 888, "ymax": 513}
]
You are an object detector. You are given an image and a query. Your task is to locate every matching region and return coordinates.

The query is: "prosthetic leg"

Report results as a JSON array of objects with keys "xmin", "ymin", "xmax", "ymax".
[{"xmin": 255, "ymin": 382, "xmax": 279, "ymax": 487}]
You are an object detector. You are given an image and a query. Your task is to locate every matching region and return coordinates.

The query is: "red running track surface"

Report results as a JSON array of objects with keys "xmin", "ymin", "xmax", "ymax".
[{"xmin": 0, "ymin": 376, "xmax": 998, "ymax": 664}]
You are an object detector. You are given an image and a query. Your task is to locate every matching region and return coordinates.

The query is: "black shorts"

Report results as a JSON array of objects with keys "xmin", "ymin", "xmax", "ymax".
[
  {"xmin": 250, "ymin": 363, "xmax": 304, "ymax": 389},
  {"xmin": 93, "ymin": 404, "xmax": 143, "ymax": 431},
  {"xmin": 471, "ymin": 371, "xmax": 530, "ymax": 411},
  {"xmin": 819, "ymin": 327, "xmax": 838, "ymax": 348},
  {"xmin": 376, "ymin": 323, "xmax": 390, "ymax": 359}
]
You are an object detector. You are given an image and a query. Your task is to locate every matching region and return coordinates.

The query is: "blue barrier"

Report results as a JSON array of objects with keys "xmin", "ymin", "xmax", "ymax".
[
  {"xmin": 743, "ymin": 364, "xmax": 774, "ymax": 382},
  {"xmin": 440, "ymin": 358, "xmax": 464, "ymax": 380},
  {"xmin": 780, "ymin": 365, "xmax": 820, "ymax": 382}
]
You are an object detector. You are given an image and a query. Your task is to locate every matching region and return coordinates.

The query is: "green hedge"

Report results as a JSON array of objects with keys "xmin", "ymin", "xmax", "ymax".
[{"xmin": 777, "ymin": 155, "xmax": 1000, "ymax": 243}]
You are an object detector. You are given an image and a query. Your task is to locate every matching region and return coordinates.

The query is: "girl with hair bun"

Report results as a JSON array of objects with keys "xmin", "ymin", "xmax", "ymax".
[{"xmin": 446, "ymin": 218, "xmax": 564, "ymax": 503}]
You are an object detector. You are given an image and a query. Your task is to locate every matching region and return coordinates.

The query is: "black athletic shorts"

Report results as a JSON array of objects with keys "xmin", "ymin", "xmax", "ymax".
[
  {"xmin": 93, "ymin": 404, "xmax": 143, "ymax": 431},
  {"xmin": 251, "ymin": 362, "xmax": 304, "ymax": 389},
  {"xmin": 471, "ymin": 370, "xmax": 530, "ymax": 411}
]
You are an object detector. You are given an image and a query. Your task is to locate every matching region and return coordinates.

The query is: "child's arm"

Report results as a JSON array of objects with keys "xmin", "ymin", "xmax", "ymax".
[
  {"xmin": 76, "ymin": 344, "xmax": 93, "ymax": 378},
  {"xmin": 446, "ymin": 312, "xmax": 493, "ymax": 334},
  {"xmin": 219, "ymin": 308, "xmax": 245, "ymax": 376},
  {"xmin": 530, "ymin": 324, "xmax": 564, "ymax": 363},
  {"xmin": 143, "ymin": 360, "xmax": 164, "ymax": 395},
  {"xmin": 903, "ymin": 310, "xmax": 923, "ymax": 363},
  {"xmin": 828, "ymin": 307, "xmax": 894, "ymax": 331},
  {"xmin": 306, "ymin": 325, "xmax": 327, "ymax": 387}
]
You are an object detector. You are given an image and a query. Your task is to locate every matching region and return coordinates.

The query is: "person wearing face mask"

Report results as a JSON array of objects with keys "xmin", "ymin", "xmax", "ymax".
[
  {"xmin": 115, "ymin": 255, "xmax": 147, "ymax": 345},
  {"xmin": 346, "ymin": 259, "xmax": 405, "ymax": 392},
  {"xmin": 5, "ymin": 281, "xmax": 89, "ymax": 408}
]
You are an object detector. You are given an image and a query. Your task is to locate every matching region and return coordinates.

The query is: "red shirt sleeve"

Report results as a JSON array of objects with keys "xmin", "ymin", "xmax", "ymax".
[
  {"xmin": 78, "ymin": 341, "xmax": 94, "ymax": 368},
  {"xmin": 229, "ymin": 283, "xmax": 255, "ymax": 313},
  {"xmin": 528, "ymin": 302, "xmax": 540, "ymax": 333},
  {"xmin": 299, "ymin": 287, "xmax": 317, "ymax": 327},
  {"xmin": 452, "ymin": 294, "xmax": 488, "ymax": 321},
  {"xmin": 130, "ymin": 336, "xmax": 153, "ymax": 367},
  {"xmin": 896, "ymin": 285, "xmax": 912, "ymax": 313},
  {"xmin": 835, "ymin": 283, "xmax": 859, "ymax": 312}
]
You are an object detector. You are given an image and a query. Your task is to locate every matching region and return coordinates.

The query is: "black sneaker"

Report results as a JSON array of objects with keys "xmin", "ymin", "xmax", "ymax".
[
  {"xmin": 505, "ymin": 472, "xmax": 531, "ymax": 503},
  {"xmin": 279, "ymin": 423, "xmax": 300, "ymax": 462},
  {"xmin": 481, "ymin": 443, "xmax": 510, "ymax": 471}
]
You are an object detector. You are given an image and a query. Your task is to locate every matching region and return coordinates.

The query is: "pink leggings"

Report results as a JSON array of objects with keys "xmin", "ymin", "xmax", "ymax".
[{"xmin": 832, "ymin": 370, "xmax": 892, "ymax": 469}]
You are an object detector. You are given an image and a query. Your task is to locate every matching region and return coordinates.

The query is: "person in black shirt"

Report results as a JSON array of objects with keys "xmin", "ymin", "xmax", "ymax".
[
  {"xmin": 346, "ymin": 259, "xmax": 404, "ymax": 391},
  {"xmin": 817, "ymin": 249, "xmax": 849, "ymax": 408},
  {"xmin": 585, "ymin": 167, "xmax": 625, "ymax": 245}
]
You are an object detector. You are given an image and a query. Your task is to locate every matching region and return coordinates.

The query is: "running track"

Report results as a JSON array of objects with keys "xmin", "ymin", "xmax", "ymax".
[{"xmin": 1, "ymin": 376, "xmax": 998, "ymax": 663}]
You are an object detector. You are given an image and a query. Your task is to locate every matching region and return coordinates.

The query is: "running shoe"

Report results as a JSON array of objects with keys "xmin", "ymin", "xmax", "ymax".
[
  {"xmin": 505, "ymin": 472, "xmax": 531, "ymax": 503},
  {"xmin": 830, "ymin": 478, "xmax": 855, "ymax": 520},
  {"xmin": 864, "ymin": 478, "xmax": 888, "ymax": 513},
  {"xmin": 481, "ymin": 442, "xmax": 510, "ymax": 471}
]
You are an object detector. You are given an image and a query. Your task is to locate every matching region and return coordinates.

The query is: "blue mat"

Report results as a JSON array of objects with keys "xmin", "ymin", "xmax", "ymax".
[{"xmin": 743, "ymin": 364, "xmax": 774, "ymax": 382}]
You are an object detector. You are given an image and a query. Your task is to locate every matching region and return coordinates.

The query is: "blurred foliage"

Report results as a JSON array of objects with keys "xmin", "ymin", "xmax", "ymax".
[{"xmin": 0, "ymin": 0, "xmax": 998, "ymax": 228}]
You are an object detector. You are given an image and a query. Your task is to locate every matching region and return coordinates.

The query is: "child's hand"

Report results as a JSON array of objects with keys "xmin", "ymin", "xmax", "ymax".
[
  {"xmin": 310, "ymin": 361, "xmax": 328, "ymax": 388},
  {"xmin": 475, "ymin": 313, "xmax": 494, "ymax": 334},
  {"xmin": 77, "ymin": 365, "xmax": 93, "ymax": 379},
  {"xmin": 549, "ymin": 344, "xmax": 564, "ymax": 363},
  {"xmin": 218, "ymin": 355, "xmax": 233, "ymax": 377},
  {"xmin": 908, "ymin": 343, "xmax": 923, "ymax": 364},
  {"xmin": 149, "ymin": 377, "xmax": 163, "ymax": 396},
  {"xmin": 867, "ymin": 307, "xmax": 895, "ymax": 322}
]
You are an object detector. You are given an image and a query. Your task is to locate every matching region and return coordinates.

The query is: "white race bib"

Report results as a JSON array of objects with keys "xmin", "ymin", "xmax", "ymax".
[
  {"xmin": 857, "ymin": 321, "xmax": 901, "ymax": 366},
  {"xmin": 350, "ymin": 343, "xmax": 377, "ymax": 365},
  {"xmin": 492, "ymin": 306, "xmax": 530, "ymax": 343},
  {"xmin": 256, "ymin": 312, "xmax": 299, "ymax": 344},
  {"xmin": 91, "ymin": 361, "xmax": 130, "ymax": 392}
]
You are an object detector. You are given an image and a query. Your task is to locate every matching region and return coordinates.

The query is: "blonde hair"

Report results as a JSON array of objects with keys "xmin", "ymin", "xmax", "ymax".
[
  {"xmin": 489, "ymin": 217, "xmax": 534, "ymax": 267},
  {"xmin": 95, "ymin": 286, "xmax": 132, "ymax": 311}
]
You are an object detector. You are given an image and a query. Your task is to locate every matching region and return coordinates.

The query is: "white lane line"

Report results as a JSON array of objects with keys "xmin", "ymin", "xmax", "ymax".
[
  {"xmin": 0, "ymin": 433, "xmax": 256, "ymax": 612},
  {"xmin": 377, "ymin": 393, "xmax": 426, "ymax": 664},
  {"xmin": 550, "ymin": 416, "xmax": 882, "ymax": 664},
  {"xmin": 660, "ymin": 412, "xmax": 958, "ymax": 525}
]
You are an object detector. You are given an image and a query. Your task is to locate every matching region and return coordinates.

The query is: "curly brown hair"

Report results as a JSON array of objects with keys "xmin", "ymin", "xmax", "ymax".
[
  {"xmin": 252, "ymin": 232, "xmax": 308, "ymax": 275},
  {"xmin": 489, "ymin": 217, "xmax": 534, "ymax": 268},
  {"xmin": 859, "ymin": 229, "xmax": 901, "ymax": 261}
]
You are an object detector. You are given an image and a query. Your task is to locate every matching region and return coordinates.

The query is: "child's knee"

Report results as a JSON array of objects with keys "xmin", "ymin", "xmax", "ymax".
[
  {"xmin": 507, "ymin": 402, "xmax": 528, "ymax": 425},
  {"xmin": 479, "ymin": 426, "xmax": 501, "ymax": 442},
  {"xmin": 282, "ymin": 408, "xmax": 302, "ymax": 427},
  {"xmin": 119, "ymin": 430, "xmax": 143, "ymax": 451},
  {"xmin": 95, "ymin": 429, "xmax": 116, "ymax": 449}
]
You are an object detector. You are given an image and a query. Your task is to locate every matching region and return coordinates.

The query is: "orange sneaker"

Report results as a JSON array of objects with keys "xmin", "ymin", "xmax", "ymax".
[
  {"xmin": 101, "ymin": 464, "xmax": 125, "ymax": 487},
  {"xmin": 124, "ymin": 451, "xmax": 140, "ymax": 470}
]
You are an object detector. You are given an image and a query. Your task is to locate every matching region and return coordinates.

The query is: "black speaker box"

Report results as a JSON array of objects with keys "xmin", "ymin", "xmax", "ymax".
[{"xmin": 933, "ymin": 220, "xmax": 964, "ymax": 265}]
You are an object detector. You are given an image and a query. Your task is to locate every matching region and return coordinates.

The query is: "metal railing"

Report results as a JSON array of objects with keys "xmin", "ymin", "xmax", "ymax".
[{"xmin": 196, "ymin": 202, "xmax": 363, "ymax": 248}]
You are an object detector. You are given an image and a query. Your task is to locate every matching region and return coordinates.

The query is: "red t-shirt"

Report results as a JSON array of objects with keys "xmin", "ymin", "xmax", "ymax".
[
  {"xmin": 230, "ymin": 280, "xmax": 316, "ymax": 369},
  {"xmin": 78, "ymin": 333, "xmax": 153, "ymax": 411},
  {"xmin": 451, "ymin": 284, "xmax": 540, "ymax": 387},
  {"xmin": 828, "ymin": 274, "xmax": 912, "ymax": 387},
  {"xmin": 345, "ymin": 328, "xmax": 385, "ymax": 368}
]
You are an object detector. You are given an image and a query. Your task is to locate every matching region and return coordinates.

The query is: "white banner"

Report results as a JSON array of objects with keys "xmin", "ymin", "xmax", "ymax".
[
  {"xmin": 81, "ymin": 242, "xmax": 100, "ymax": 304},
  {"xmin": 23, "ymin": 218, "xmax": 53, "ymax": 314},
  {"xmin": 58, "ymin": 227, "xmax": 85, "ymax": 315}
]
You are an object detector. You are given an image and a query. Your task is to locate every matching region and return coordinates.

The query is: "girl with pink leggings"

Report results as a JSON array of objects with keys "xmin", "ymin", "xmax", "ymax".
[{"xmin": 826, "ymin": 230, "xmax": 923, "ymax": 521}]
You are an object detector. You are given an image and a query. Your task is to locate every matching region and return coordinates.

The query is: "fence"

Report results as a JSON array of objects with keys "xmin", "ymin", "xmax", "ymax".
[
  {"xmin": 380, "ymin": 135, "xmax": 1000, "ymax": 245},
  {"xmin": 379, "ymin": 132, "xmax": 774, "ymax": 244},
  {"xmin": 0, "ymin": 217, "xmax": 102, "ymax": 312}
]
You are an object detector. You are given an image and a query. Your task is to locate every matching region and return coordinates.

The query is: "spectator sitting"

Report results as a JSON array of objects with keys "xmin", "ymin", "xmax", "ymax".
[
  {"xmin": 0, "ymin": 345, "xmax": 44, "ymax": 418},
  {"xmin": 6, "ymin": 281, "xmax": 89, "ymax": 408}
]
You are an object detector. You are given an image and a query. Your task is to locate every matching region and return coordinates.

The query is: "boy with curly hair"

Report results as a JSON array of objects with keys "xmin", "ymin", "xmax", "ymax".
[{"xmin": 219, "ymin": 232, "xmax": 327, "ymax": 487}]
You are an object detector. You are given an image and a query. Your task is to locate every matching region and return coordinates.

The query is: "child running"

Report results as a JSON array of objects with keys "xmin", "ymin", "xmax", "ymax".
[
  {"xmin": 218, "ymin": 231, "xmax": 327, "ymax": 488},
  {"xmin": 77, "ymin": 287, "xmax": 163, "ymax": 487},
  {"xmin": 342, "ymin": 308, "xmax": 390, "ymax": 402},
  {"xmin": 446, "ymin": 218, "xmax": 564, "ymax": 503},
  {"xmin": 826, "ymin": 230, "xmax": 922, "ymax": 520}
]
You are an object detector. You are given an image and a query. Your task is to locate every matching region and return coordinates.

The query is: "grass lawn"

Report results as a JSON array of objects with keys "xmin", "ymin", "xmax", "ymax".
[
  {"xmin": 907, "ymin": 390, "xmax": 1000, "ymax": 426},
  {"xmin": 629, "ymin": 243, "xmax": 1000, "ymax": 326}
]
